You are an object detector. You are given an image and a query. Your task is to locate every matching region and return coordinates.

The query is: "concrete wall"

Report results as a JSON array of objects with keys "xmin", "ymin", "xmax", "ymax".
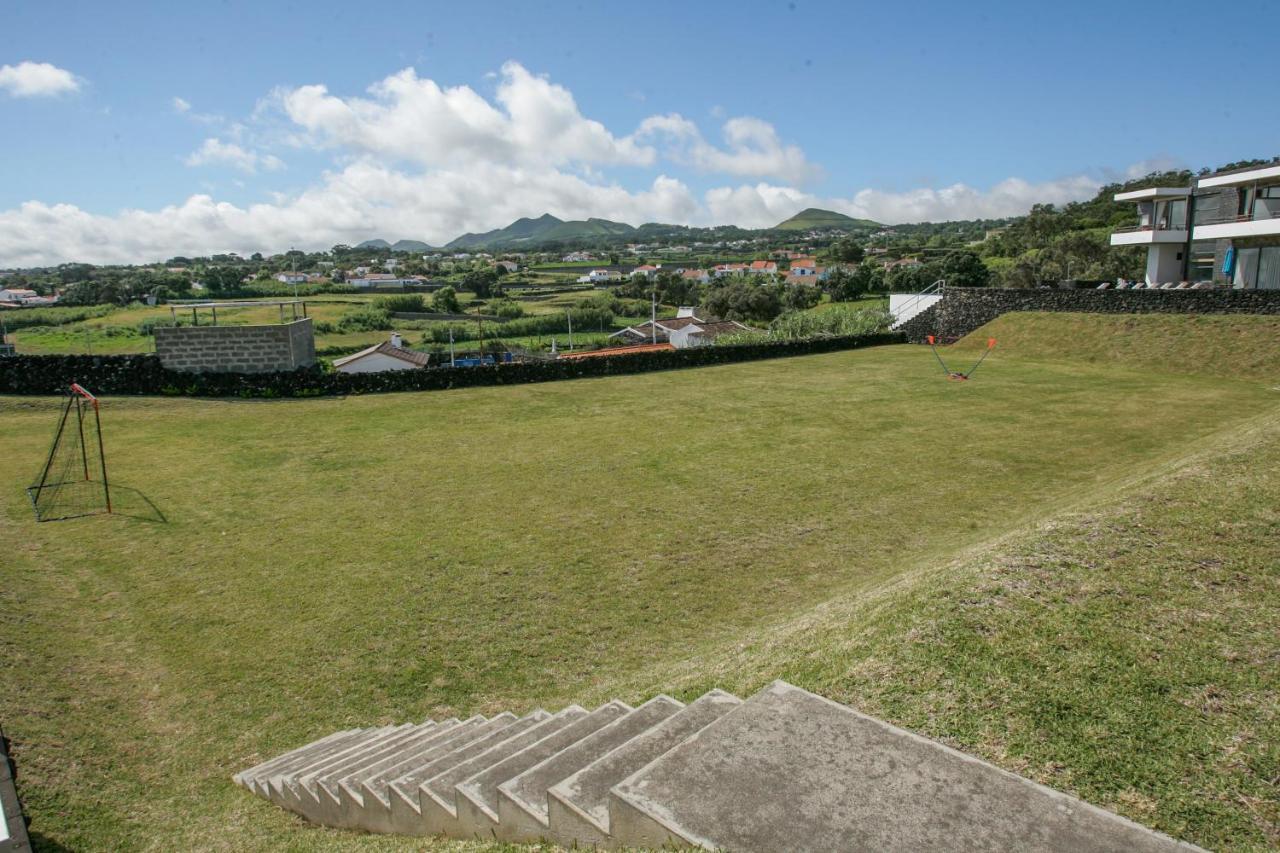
[
  {"xmin": 899, "ymin": 287, "xmax": 1280, "ymax": 343},
  {"xmin": 154, "ymin": 319, "xmax": 316, "ymax": 373}
]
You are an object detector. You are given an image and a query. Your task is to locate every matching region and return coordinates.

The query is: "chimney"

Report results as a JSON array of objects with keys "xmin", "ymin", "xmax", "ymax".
[{"xmin": 390, "ymin": 332, "xmax": 403, "ymax": 349}]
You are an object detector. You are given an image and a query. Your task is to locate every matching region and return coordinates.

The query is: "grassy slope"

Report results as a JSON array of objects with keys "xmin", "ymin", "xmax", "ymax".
[
  {"xmin": 951, "ymin": 311, "xmax": 1280, "ymax": 381},
  {"xmin": 1, "ymin": 338, "xmax": 1278, "ymax": 850},
  {"xmin": 627, "ymin": 405, "xmax": 1280, "ymax": 849}
]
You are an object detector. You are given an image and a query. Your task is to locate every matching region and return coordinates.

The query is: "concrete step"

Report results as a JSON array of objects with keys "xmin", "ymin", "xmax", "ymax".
[
  {"xmin": 547, "ymin": 689, "xmax": 740, "ymax": 847},
  {"xmin": 236, "ymin": 727, "xmax": 366, "ymax": 797},
  {"xmin": 455, "ymin": 700, "xmax": 632, "ymax": 840},
  {"xmin": 406, "ymin": 706, "xmax": 589, "ymax": 837},
  {"xmin": 316, "ymin": 716, "xmax": 515, "ymax": 830},
  {"xmin": 608, "ymin": 681, "xmax": 1197, "ymax": 852},
  {"xmin": 497, "ymin": 696, "xmax": 683, "ymax": 843},
  {"xmin": 234, "ymin": 727, "xmax": 360, "ymax": 791},
  {"xmin": 283, "ymin": 723, "xmax": 429, "ymax": 818},
  {"xmin": 264, "ymin": 726, "xmax": 400, "ymax": 805},
  {"xmin": 353, "ymin": 710, "xmax": 552, "ymax": 835}
]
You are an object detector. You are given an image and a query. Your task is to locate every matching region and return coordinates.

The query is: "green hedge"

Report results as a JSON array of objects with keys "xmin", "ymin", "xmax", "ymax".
[{"xmin": 0, "ymin": 332, "xmax": 904, "ymax": 398}]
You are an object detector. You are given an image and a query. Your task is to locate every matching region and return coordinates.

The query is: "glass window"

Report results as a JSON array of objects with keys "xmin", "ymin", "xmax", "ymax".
[{"xmin": 1167, "ymin": 199, "xmax": 1187, "ymax": 229}]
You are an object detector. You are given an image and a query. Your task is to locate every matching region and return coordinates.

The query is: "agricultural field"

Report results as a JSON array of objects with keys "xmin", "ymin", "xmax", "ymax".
[{"xmin": 1, "ymin": 315, "xmax": 1278, "ymax": 850}]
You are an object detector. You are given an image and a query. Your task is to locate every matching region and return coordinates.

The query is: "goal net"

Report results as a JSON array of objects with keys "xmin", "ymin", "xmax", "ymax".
[{"xmin": 27, "ymin": 383, "xmax": 112, "ymax": 522}]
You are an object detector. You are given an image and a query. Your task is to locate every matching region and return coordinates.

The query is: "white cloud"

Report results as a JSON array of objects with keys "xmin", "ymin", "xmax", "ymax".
[
  {"xmin": 184, "ymin": 138, "xmax": 284, "ymax": 174},
  {"xmin": 0, "ymin": 163, "xmax": 699, "ymax": 266},
  {"xmin": 704, "ymin": 174, "xmax": 1104, "ymax": 228},
  {"xmin": 638, "ymin": 114, "xmax": 820, "ymax": 185},
  {"xmin": 0, "ymin": 60, "xmax": 1124, "ymax": 266},
  {"xmin": 276, "ymin": 62, "xmax": 654, "ymax": 169},
  {"xmin": 0, "ymin": 61, "xmax": 81, "ymax": 98}
]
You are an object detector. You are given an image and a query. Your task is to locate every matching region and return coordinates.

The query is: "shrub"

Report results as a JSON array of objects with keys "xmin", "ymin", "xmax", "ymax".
[
  {"xmin": 487, "ymin": 299, "xmax": 525, "ymax": 319},
  {"xmin": 764, "ymin": 305, "xmax": 894, "ymax": 341},
  {"xmin": 336, "ymin": 306, "xmax": 393, "ymax": 333},
  {"xmin": 376, "ymin": 293, "xmax": 427, "ymax": 313}
]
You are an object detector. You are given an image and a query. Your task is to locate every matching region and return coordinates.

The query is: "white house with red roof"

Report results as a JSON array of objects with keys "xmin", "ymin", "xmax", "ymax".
[
  {"xmin": 748, "ymin": 260, "xmax": 778, "ymax": 276},
  {"xmin": 630, "ymin": 264, "xmax": 660, "ymax": 278}
]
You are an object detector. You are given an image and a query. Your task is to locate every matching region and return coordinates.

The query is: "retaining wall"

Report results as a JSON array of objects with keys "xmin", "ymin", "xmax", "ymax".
[
  {"xmin": 154, "ymin": 319, "xmax": 316, "ymax": 373},
  {"xmin": 900, "ymin": 287, "xmax": 1280, "ymax": 342}
]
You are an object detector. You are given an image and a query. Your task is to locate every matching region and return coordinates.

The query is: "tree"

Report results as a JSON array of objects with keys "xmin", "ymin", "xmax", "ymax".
[
  {"xmin": 702, "ymin": 282, "xmax": 783, "ymax": 323},
  {"xmin": 201, "ymin": 266, "xmax": 244, "ymax": 294},
  {"xmin": 461, "ymin": 268, "xmax": 500, "ymax": 299},
  {"xmin": 432, "ymin": 286, "xmax": 461, "ymax": 314},
  {"xmin": 830, "ymin": 237, "xmax": 865, "ymax": 264},
  {"xmin": 782, "ymin": 283, "xmax": 822, "ymax": 312},
  {"xmin": 938, "ymin": 250, "xmax": 991, "ymax": 288}
]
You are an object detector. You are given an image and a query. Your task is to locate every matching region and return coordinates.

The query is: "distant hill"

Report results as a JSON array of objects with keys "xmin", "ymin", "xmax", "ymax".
[
  {"xmin": 446, "ymin": 214, "xmax": 636, "ymax": 250},
  {"xmin": 354, "ymin": 238, "xmax": 435, "ymax": 252},
  {"xmin": 390, "ymin": 239, "xmax": 433, "ymax": 252},
  {"xmin": 773, "ymin": 208, "xmax": 880, "ymax": 231}
]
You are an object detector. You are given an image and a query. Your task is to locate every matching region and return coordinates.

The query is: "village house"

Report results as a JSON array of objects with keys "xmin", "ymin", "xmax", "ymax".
[
  {"xmin": 348, "ymin": 273, "xmax": 428, "ymax": 288},
  {"xmin": 576, "ymin": 269, "xmax": 622, "ymax": 283},
  {"xmin": 630, "ymin": 264, "xmax": 660, "ymax": 278},
  {"xmin": 332, "ymin": 333, "xmax": 431, "ymax": 373},
  {"xmin": 713, "ymin": 262, "xmax": 749, "ymax": 278},
  {"xmin": 748, "ymin": 260, "xmax": 779, "ymax": 276},
  {"xmin": 608, "ymin": 309, "xmax": 755, "ymax": 348},
  {"xmin": 275, "ymin": 272, "xmax": 308, "ymax": 284}
]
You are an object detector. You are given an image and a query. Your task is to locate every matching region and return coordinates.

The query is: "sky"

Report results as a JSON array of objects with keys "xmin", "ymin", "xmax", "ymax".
[{"xmin": 1, "ymin": 0, "xmax": 1277, "ymax": 267}]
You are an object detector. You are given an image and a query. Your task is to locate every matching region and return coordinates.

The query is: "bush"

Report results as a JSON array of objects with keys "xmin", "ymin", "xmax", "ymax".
[
  {"xmin": 336, "ymin": 306, "xmax": 393, "ymax": 333},
  {"xmin": 487, "ymin": 299, "xmax": 525, "ymax": 319},
  {"xmin": 427, "ymin": 304, "xmax": 615, "ymax": 343},
  {"xmin": 376, "ymin": 293, "xmax": 426, "ymax": 313},
  {"xmin": 765, "ymin": 305, "xmax": 894, "ymax": 341},
  {"xmin": 0, "ymin": 304, "xmax": 116, "ymax": 331},
  {"xmin": 0, "ymin": 333, "xmax": 904, "ymax": 398}
]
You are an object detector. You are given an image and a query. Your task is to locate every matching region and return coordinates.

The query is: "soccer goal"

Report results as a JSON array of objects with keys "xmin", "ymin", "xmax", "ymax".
[{"xmin": 27, "ymin": 383, "xmax": 112, "ymax": 522}]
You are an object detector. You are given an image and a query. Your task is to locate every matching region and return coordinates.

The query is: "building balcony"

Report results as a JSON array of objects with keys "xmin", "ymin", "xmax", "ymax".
[
  {"xmin": 1193, "ymin": 210, "xmax": 1280, "ymax": 241},
  {"xmin": 1109, "ymin": 224, "xmax": 1189, "ymax": 246}
]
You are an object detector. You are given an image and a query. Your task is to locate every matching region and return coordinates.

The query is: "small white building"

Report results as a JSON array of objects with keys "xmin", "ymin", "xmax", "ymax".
[
  {"xmin": 332, "ymin": 334, "xmax": 431, "ymax": 373},
  {"xmin": 275, "ymin": 272, "xmax": 308, "ymax": 284},
  {"xmin": 0, "ymin": 288, "xmax": 38, "ymax": 304}
]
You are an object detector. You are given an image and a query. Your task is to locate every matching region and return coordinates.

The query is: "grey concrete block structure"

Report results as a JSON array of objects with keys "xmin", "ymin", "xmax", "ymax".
[
  {"xmin": 234, "ymin": 681, "xmax": 1202, "ymax": 851},
  {"xmin": 1, "ymin": 726, "xmax": 30, "ymax": 853},
  {"xmin": 154, "ymin": 318, "xmax": 315, "ymax": 373}
]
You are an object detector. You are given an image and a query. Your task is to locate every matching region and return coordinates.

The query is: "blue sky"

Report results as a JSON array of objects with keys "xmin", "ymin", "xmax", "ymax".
[{"xmin": 1, "ymin": 0, "xmax": 1277, "ymax": 265}]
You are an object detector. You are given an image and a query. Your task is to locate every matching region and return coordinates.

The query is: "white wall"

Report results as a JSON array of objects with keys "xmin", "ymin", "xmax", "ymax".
[
  {"xmin": 888, "ymin": 292, "xmax": 942, "ymax": 325},
  {"xmin": 1144, "ymin": 244, "xmax": 1184, "ymax": 285}
]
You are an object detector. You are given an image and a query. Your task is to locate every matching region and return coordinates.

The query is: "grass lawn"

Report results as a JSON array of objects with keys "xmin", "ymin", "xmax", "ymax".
[{"xmin": 2, "ymin": 326, "xmax": 1278, "ymax": 850}]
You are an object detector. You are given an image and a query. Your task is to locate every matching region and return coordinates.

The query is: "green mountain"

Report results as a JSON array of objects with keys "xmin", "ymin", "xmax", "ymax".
[
  {"xmin": 390, "ymin": 239, "xmax": 433, "ymax": 252},
  {"xmin": 356, "ymin": 238, "xmax": 392, "ymax": 249},
  {"xmin": 446, "ymin": 214, "xmax": 636, "ymax": 249},
  {"xmin": 773, "ymin": 208, "xmax": 880, "ymax": 231}
]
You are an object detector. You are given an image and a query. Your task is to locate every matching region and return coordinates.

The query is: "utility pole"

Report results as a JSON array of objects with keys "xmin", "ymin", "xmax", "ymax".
[
  {"xmin": 650, "ymin": 286, "xmax": 657, "ymax": 344},
  {"xmin": 567, "ymin": 309, "xmax": 574, "ymax": 352},
  {"xmin": 449, "ymin": 326, "xmax": 456, "ymax": 367}
]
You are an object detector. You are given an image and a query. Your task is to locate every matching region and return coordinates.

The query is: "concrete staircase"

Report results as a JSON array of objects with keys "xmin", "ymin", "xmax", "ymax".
[{"xmin": 235, "ymin": 681, "xmax": 1200, "ymax": 851}]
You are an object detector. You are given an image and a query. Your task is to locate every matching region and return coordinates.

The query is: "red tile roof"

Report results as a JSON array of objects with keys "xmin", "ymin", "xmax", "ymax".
[{"xmin": 558, "ymin": 342, "xmax": 675, "ymax": 359}]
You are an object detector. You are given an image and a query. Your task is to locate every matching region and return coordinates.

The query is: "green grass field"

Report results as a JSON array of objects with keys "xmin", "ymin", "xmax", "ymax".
[{"xmin": 2, "ymin": 316, "xmax": 1278, "ymax": 850}]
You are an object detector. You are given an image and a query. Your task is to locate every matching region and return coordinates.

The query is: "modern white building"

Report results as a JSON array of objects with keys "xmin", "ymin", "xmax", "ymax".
[{"xmin": 1111, "ymin": 163, "xmax": 1280, "ymax": 288}]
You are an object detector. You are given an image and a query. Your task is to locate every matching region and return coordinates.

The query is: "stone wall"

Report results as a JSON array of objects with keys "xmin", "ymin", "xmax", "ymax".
[
  {"xmin": 900, "ymin": 287, "xmax": 1280, "ymax": 343},
  {"xmin": 154, "ymin": 319, "xmax": 316, "ymax": 373}
]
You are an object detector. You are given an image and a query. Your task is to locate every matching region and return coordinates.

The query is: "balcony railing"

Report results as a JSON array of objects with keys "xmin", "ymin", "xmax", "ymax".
[
  {"xmin": 1195, "ymin": 209, "xmax": 1280, "ymax": 226},
  {"xmin": 1112, "ymin": 222, "xmax": 1186, "ymax": 233}
]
